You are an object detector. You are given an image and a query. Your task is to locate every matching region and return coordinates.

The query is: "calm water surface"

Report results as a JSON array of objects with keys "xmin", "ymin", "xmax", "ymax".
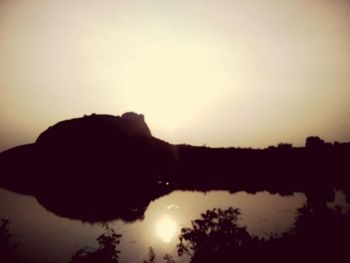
[{"xmin": 3, "ymin": 187, "xmax": 342, "ymax": 263}]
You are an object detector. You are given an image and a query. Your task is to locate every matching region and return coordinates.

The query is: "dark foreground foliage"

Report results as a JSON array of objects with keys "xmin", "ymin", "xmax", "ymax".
[
  {"xmin": 69, "ymin": 224, "xmax": 122, "ymax": 263},
  {"xmin": 176, "ymin": 206, "xmax": 350, "ymax": 263},
  {"xmin": 0, "ymin": 218, "xmax": 18, "ymax": 263}
]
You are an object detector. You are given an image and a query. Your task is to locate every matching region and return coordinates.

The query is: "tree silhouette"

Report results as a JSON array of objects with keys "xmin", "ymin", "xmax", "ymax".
[
  {"xmin": 177, "ymin": 207, "xmax": 252, "ymax": 263},
  {"xmin": 277, "ymin": 142, "xmax": 293, "ymax": 149},
  {"xmin": 143, "ymin": 247, "xmax": 176, "ymax": 263},
  {"xmin": 245, "ymin": 204, "xmax": 350, "ymax": 263},
  {"xmin": 143, "ymin": 247, "xmax": 156, "ymax": 263},
  {"xmin": 69, "ymin": 223, "xmax": 121, "ymax": 263},
  {"xmin": 163, "ymin": 254, "xmax": 175, "ymax": 263},
  {"xmin": 290, "ymin": 204, "xmax": 350, "ymax": 261},
  {"xmin": 0, "ymin": 218, "xmax": 18, "ymax": 263},
  {"xmin": 305, "ymin": 136, "xmax": 325, "ymax": 148}
]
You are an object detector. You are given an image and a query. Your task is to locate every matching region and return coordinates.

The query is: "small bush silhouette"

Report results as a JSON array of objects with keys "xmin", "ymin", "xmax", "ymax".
[
  {"xmin": 70, "ymin": 223, "xmax": 121, "ymax": 263},
  {"xmin": 0, "ymin": 218, "xmax": 18, "ymax": 263},
  {"xmin": 143, "ymin": 247, "xmax": 176, "ymax": 263},
  {"xmin": 177, "ymin": 207, "xmax": 252, "ymax": 262}
]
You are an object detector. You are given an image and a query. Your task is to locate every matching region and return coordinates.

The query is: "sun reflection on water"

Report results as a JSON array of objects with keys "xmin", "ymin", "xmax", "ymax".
[{"xmin": 155, "ymin": 215, "xmax": 178, "ymax": 243}]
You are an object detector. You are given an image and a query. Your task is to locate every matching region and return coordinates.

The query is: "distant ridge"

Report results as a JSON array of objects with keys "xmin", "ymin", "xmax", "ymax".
[{"xmin": 0, "ymin": 112, "xmax": 349, "ymax": 222}]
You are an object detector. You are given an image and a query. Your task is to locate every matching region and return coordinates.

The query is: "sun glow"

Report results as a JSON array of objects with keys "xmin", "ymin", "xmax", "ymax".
[
  {"xmin": 1, "ymin": 0, "xmax": 350, "ymax": 150},
  {"xmin": 77, "ymin": 27, "xmax": 238, "ymax": 131},
  {"xmin": 155, "ymin": 215, "xmax": 178, "ymax": 243}
]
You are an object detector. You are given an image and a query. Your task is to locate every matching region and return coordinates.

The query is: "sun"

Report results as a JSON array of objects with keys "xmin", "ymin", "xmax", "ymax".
[
  {"xmin": 121, "ymin": 35, "xmax": 236, "ymax": 131},
  {"xmin": 155, "ymin": 215, "xmax": 178, "ymax": 243}
]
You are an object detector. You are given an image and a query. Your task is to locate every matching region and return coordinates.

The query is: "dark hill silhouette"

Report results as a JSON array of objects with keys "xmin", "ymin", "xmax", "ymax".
[
  {"xmin": 0, "ymin": 112, "xmax": 349, "ymax": 222},
  {"xmin": 0, "ymin": 112, "xmax": 175, "ymax": 221}
]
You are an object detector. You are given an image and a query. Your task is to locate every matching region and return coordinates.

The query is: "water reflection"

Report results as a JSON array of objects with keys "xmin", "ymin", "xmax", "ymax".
[
  {"xmin": 143, "ymin": 191, "xmax": 306, "ymax": 239},
  {"xmin": 155, "ymin": 215, "xmax": 178, "ymax": 243},
  {"xmin": 1, "ymin": 188, "xmax": 348, "ymax": 263}
]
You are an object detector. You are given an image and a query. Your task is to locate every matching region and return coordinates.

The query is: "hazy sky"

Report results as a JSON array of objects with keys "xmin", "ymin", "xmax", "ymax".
[{"xmin": 1, "ymin": 0, "xmax": 350, "ymax": 151}]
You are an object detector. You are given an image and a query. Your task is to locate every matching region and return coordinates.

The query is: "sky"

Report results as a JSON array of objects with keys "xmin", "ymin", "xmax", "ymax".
[{"xmin": 0, "ymin": 0, "xmax": 350, "ymax": 151}]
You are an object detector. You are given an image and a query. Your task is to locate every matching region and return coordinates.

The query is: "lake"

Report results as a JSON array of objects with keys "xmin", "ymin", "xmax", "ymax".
[
  {"xmin": 0, "ymin": 189, "xmax": 348, "ymax": 263},
  {"xmin": 0, "ymin": 188, "xmax": 348, "ymax": 263}
]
